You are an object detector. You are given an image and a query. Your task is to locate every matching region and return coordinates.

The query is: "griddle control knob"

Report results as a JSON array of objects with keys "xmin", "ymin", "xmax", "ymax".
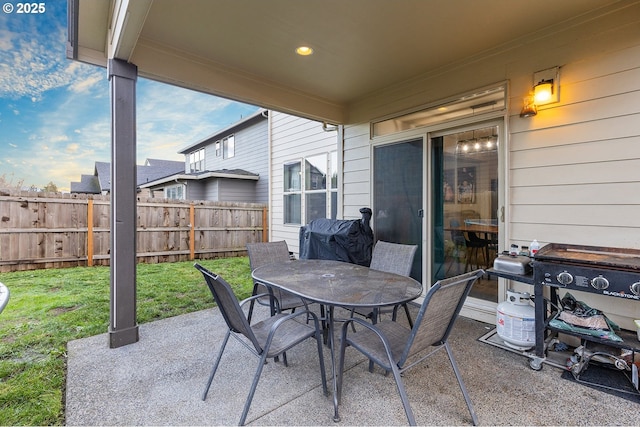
[
  {"xmin": 590, "ymin": 275, "xmax": 609, "ymax": 290},
  {"xmin": 556, "ymin": 271, "xmax": 573, "ymax": 286},
  {"xmin": 630, "ymin": 282, "xmax": 640, "ymax": 296}
]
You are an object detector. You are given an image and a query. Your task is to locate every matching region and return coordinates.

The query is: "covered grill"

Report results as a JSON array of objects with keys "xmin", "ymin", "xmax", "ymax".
[{"xmin": 299, "ymin": 207, "xmax": 373, "ymax": 266}]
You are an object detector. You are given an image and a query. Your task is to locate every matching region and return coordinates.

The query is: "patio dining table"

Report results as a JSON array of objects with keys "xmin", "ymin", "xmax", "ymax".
[{"xmin": 252, "ymin": 259, "xmax": 423, "ymax": 423}]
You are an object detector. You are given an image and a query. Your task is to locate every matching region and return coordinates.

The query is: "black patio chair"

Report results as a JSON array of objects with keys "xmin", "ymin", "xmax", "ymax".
[
  {"xmin": 246, "ymin": 241, "xmax": 307, "ymax": 323},
  {"xmin": 194, "ymin": 263, "xmax": 328, "ymax": 426},
  {"xmin": 351, "ymin": 240, "xmax": 418, "ymax": 326},
  {"xmin": 337, "ymin": 269, "xmax": 484, "ymax": 426}
]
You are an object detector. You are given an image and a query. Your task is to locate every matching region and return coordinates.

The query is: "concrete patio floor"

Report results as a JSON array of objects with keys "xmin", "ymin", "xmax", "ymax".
[{"xmin": 66, "ymin": 305, "xmax": 639, "ymax": 426}]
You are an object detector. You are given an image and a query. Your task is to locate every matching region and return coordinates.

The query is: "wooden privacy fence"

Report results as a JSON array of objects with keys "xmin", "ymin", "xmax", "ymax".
[{"xmin": 0, "ymin": 192, "xmax": 267, "ymax": 272}]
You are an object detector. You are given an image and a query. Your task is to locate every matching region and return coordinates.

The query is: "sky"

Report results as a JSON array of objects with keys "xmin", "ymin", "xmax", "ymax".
[{"xmin": 0, "ymin": 1, "xmax": 259, "ymax": 192}]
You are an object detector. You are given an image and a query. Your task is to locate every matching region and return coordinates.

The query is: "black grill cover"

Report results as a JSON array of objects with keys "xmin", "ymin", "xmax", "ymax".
[{"xmin": 299, "ymin": 208, "xmax": 373, "ymax": 266}]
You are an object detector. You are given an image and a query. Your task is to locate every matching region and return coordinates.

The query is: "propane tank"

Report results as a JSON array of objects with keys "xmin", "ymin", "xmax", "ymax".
[{"xmin": 496, "ymin": 289, "xmax": 535, "ymax": 351}]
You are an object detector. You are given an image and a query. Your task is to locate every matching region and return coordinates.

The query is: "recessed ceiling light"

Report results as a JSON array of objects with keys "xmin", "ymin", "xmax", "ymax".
[{"xmin": 295, "ymin": 46, "xmax": 314, "ymax": 56}]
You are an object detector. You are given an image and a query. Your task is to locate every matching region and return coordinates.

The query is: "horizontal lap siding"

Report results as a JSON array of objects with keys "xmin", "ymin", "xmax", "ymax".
[
  {"xmin": 342, "ymin": 128, "xmax": 371, "ymax": 219},
  {"xmin": 269, "ymin": 112, "xmax": 338, "ymax": 254},
  {"xmin": 507, "ymin": 44, "xmax": 640, "ymax": 327},
  {"xmin": 508, "ymin": 44, "xmax": 640, "ymax": 250}
]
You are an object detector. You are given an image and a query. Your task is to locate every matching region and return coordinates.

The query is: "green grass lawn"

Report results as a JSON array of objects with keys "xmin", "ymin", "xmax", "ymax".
[{"xmin": 0, "ymin": 257, "xmax": 253, "ymax": 426}]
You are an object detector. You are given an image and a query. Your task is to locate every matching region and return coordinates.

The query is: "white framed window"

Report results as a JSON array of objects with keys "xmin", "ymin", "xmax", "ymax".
[
  {"xmin": 189, "ymin": 148, "xmax": 205, "ymax": 172},
  {"xmin": 223, "ymin": 135, "xmax": 235, "ymax": 159},
  {"xmin": 165, "ymin": 184, "xmax": 185, "ymax": 200},
  {"xmin": 283, "ymin": 151, "xmax": 338, "ymax": 225},
  {"xmin": 283, "ymin": 161, "xmax": 301, "ymax": 224},
  {"xmin": 215, "ymin": 141, "xmax": 221, "ymax": 157}
]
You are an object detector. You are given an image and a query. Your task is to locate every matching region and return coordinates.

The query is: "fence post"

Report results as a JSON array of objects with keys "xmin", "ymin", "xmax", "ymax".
[
  {"xmin": 87, "ymin": 199, "xmax": 94, "ymax": 267},
  {"xmin": 190, "ymin": 203, "xmax": 195, "ymax": 260},
  {"xmin": 262, "ymin": 207, "xmax": 268, "ymax": 242}
]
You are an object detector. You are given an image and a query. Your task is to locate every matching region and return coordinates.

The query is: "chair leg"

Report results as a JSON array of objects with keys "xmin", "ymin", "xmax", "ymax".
[
  {"xmin": 313, "ymin": 320, "xmax": 329, "ymax": 397},
  {"xmin": 247, "ymin": 283, "xmax": 259, "ymax": 324},
  {"xmin": 336, "ymin": 324, "xmax": 348, "ymax": 403},
  {"xmin": 403, "ymin": 303, "xmax": 414, "ymax": 328},
  {"xmin": 444, "ymin": 342, "xmax": 478, "ymax": 426},
  {"xmin": 202, "ymin": 331, "xmax": 231, "ymax": 401},
  {"xmin": 389, "ymin": 358, "xmax": 416, "ymax": 425},
  {"xmin": 391, "ymin": 303, "xmax": 414, "ymax": 328},
  {"xmin": 239, "ymin": 351, "xmax": 269, "ymax": 426}
]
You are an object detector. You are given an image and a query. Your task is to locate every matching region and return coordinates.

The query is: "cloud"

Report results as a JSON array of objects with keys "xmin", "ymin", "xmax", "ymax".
[
  {"xmin": 0, "ymin": 4, "xmax": 259, "ymax": 192},
  {"xmin": 0, "ymin": 11, "xmax": 104, "ymax": 101},
  {"xmin": 0, "ymin": 28, "xmax": 14, "ymax": 50},
  {"xmin": 66, "ymin": 143, "xmax": 79, "ymax": 153},
  {"xmin": 67, "ymin": 72, "xmax": 104, "ymax": 94}
]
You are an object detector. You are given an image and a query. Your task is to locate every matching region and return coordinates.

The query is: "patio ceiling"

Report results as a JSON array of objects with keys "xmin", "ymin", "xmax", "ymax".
[{"xmin": 72, "ymin": 0, "xmax": 619, "ymax": 124}]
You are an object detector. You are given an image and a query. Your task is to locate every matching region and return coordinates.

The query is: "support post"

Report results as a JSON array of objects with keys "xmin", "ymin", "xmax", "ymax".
[{"xmin": 108, "ymin": 59, "xmax": 139, "ymax": 348}]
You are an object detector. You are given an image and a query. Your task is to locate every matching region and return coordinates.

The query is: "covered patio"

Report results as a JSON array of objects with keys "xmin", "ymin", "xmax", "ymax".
[
  {"xmin": 65, "ymin": 1, "xmax": 640, "ymax": 423},
  {"xmin": 65, "ymin": 304, "xmax": 638, "ymax": 426}
]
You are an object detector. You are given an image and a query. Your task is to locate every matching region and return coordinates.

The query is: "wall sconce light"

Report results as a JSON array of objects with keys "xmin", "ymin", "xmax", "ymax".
[
  {"xmin": 534, "ymin": 80, "xmax": 554, "ymax": 104},
  {"xmin": 520, "ymin": 66, "xmax": 560, "ymax": 118}
]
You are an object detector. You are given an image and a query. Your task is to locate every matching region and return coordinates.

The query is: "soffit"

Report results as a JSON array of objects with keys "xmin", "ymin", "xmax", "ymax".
[{"xmin": 75, "ymin": 0, "xmax": 622, "ymax": 123}]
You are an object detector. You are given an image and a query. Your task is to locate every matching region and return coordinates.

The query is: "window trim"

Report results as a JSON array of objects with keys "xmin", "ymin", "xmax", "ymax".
[
  {"xmin": 189, "ymin": 148, "xmax": 205, "ymax": 172},
  {"xmin": 283, "ymin": 151, "xmax": 338, "ymax": 225}
]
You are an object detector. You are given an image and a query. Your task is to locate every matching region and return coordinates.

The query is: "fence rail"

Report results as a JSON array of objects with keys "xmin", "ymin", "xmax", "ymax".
[{"xmin": 0, "ymin": 191, "xmax": 267, "ymax": 272}]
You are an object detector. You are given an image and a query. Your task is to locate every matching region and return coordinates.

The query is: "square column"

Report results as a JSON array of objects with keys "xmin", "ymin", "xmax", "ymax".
[{"xmin": 108, "ymin": 59, "xmax": 139, "ymax": 348}]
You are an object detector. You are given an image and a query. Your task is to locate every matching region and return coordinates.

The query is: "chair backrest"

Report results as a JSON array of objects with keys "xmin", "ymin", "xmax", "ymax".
[
  {"xmin": 369, "ymin": 240, "xmax": 417, "ymax": 277},
  {"xmin": 246, "ymin": 241, "xmax": 291, "ymax": 271},
  {"xmin": 398, "ymin": 269, "xmax": 483, "ymax": 366},
  {"xmin": 194, "ymin": 263, "xmax": 263, "ymax": 353}
]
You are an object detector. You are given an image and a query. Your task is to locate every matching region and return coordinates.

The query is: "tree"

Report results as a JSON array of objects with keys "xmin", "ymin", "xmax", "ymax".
[
  {"xmin": 0, "ymin": 173, "xmax": 24, "ymax": 190},
  {"xmin": 42, "ymin": 181, "xmax": 59, "ymax": 193}
]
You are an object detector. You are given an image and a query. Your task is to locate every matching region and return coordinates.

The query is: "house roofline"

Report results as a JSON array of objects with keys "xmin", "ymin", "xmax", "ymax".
[
  {"xmin": 139, "ymin": 170, "xmax": 259, "ymax": 188},
  {"xmin": 178, "ymin": 108, "xmax": 268, "ymax": 154}
]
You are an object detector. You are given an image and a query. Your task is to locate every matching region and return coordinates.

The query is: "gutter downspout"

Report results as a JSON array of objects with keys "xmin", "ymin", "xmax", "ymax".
[{"xmin": 266, "ymin": 110, "xmax": 272, "ymax": 242}]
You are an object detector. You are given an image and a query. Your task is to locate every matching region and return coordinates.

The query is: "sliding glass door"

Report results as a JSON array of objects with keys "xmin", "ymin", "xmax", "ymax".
[
  {"xmin": 431, "ymin": 124, "xmax": 500, "ymax": 302},
  {"xmin": 373, "ymin": 139, "xmax": 423, "ymax": 281}
]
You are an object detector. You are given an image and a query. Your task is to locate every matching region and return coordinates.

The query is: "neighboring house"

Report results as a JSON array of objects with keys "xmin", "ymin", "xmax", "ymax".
[
  {"xmin": 70, "ymin": 159, "xmax": 184, "ymax": 195},
  {"xmin": 140, "ymin": 109, "xmax": 268, "ymax": 203}
]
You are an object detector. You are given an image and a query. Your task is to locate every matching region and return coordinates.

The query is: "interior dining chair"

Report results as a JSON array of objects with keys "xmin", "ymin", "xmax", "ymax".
[
  {"xmin": 447, "ymin": 219, "xmax": 468, "ymax": 275},
  {"xmin": 351, "ymin": 240, "xmax": 418, "ymax": 327},
  {"xmin": 337, "ymin": 269, "xmax": 484, "ymax": 426},
  {"xmin": 246, "ymin": 241, "xmax": 307, "ymax": 323},
  {"xmin": 194, "ymin": 263, "xmax": 328, "ymax": 426}
]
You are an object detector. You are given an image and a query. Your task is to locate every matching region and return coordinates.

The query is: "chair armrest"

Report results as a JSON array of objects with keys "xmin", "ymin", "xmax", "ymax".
[
  {"xmin": 265, "ymin": 308, "xmax": 322, "ymax": 344},
  {"xmin": 240, "ymin": 292, "xmax": 281, "ymax": 313},
  {"xmin": 340, "ymin": 317, "xmax": 394, "ymax": 351}
]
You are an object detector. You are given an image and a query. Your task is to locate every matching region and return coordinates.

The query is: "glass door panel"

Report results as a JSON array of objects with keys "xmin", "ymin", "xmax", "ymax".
[
  {"xmin": 373, "ymin": 139, "xmax": 423, "ymax": 282},
  {"xmin": 431, "ymin": 126, "xmax": 499, "ymax": 302}
]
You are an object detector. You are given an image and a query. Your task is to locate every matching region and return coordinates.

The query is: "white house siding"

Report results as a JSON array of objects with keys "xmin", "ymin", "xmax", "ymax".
[
  {"xmin": 341, "ymin": 5, "xmax": 640, "ymax": 329},
  {"xmin": 269, "ymin": 111, "xmax": 339, "ymax": 254}
]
